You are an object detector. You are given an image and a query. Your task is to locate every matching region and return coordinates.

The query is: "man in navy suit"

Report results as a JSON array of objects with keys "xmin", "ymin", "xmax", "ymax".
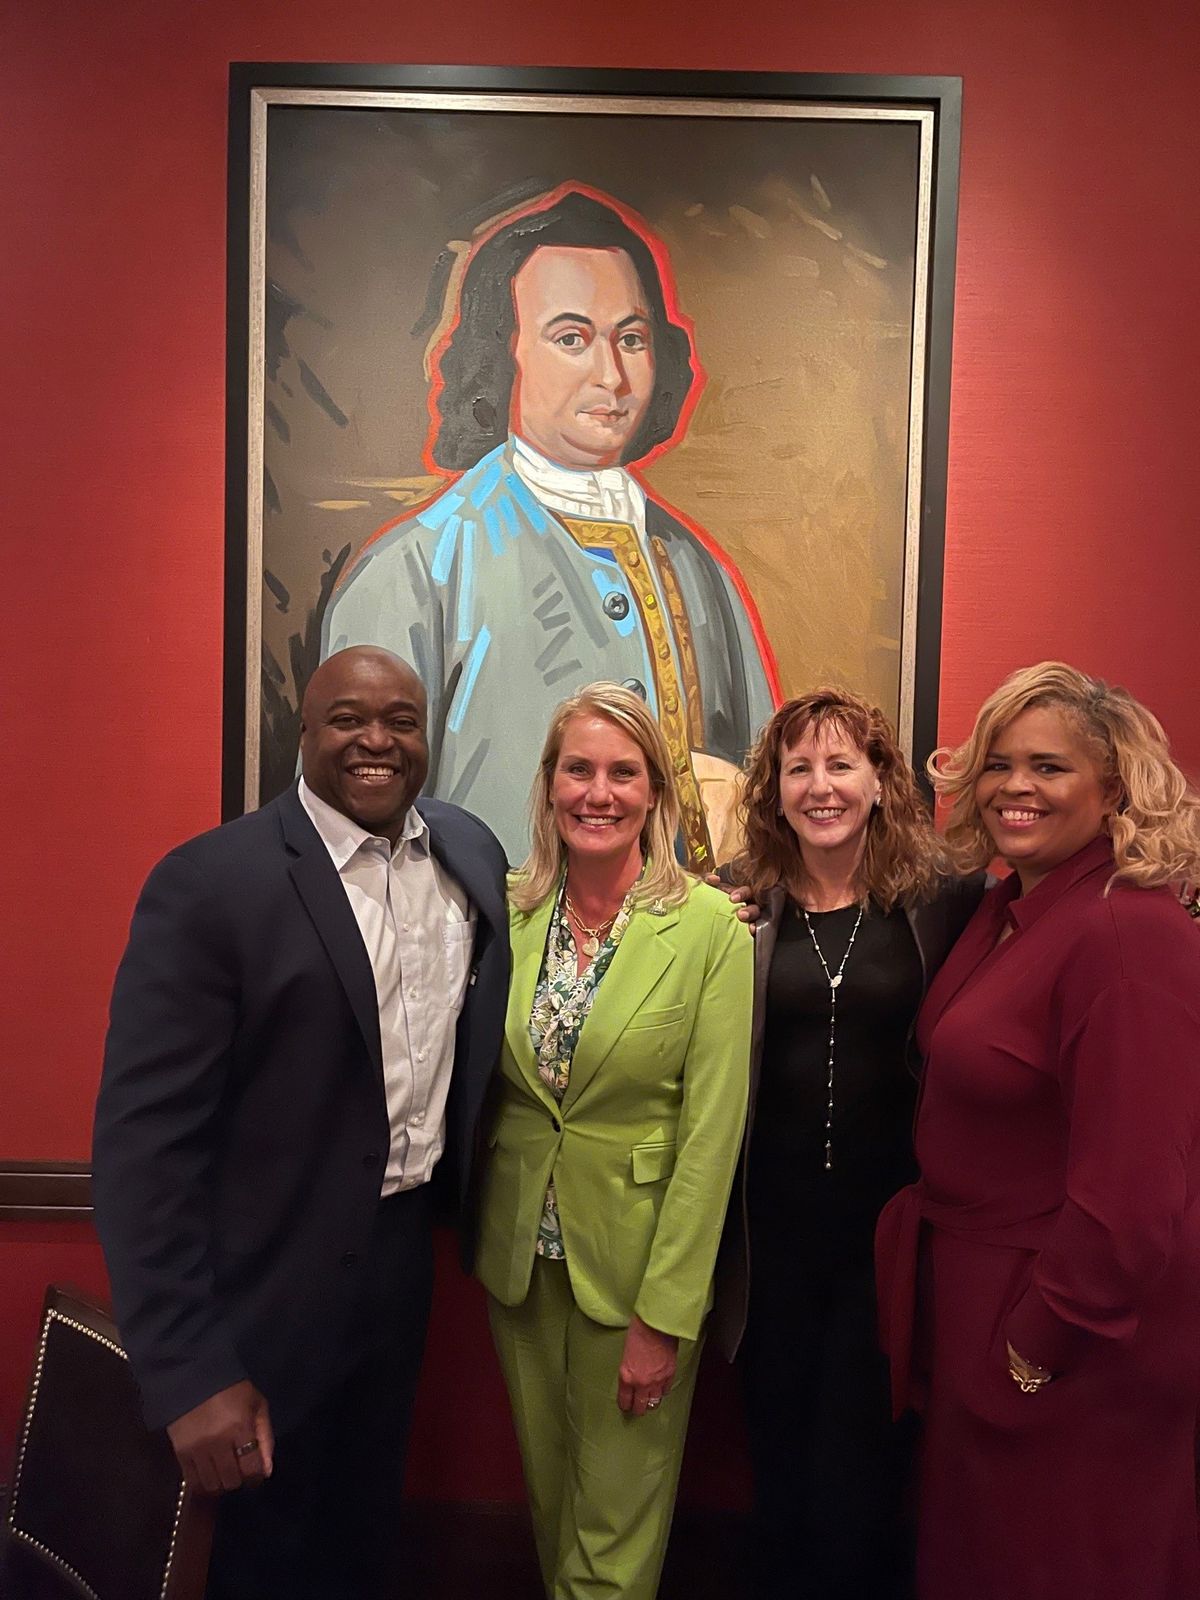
[{"xmin": 92, "ymin": 646, "xmax": 509, "ymax": 1599}]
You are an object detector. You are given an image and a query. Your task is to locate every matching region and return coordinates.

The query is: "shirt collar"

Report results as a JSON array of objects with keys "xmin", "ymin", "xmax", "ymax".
[
  {"xmin": 1001, "ymin": 833, "xmax": 1116, "ymax": 932},
  {"xmin": 511, "ymin": 433, "xmax": 645, "ymax": 520},
  {"xmin": 298, "ymin": 778, "xmax": 426, "ymax": 870}
]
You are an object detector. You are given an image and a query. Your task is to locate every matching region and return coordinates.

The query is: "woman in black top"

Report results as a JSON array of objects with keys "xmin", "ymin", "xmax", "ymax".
[{"xmin": 712, "ymin": 689, "xmax": 981, "ymax": 1600}]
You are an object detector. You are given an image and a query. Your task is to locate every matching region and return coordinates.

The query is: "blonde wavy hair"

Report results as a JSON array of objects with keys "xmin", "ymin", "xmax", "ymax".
[
  {"xmin": 930, "ymin": 661, "xmax": 1200, "ymax": 889},
  {"xmin": 731, "ymin": 688, "xmax": 952, "ymax": 912},
  {"xmin": 509, "ymin": 683, "xmax": 691, "ymax": 913}
]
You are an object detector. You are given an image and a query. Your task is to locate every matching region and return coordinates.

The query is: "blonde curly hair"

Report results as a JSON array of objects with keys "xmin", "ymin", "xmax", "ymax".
[
  {"xmin": 731, "ymin": 688, "xmax": 951, "ymax": 911},
  {"xmin": 930, "ymin": 661, "xmax": 1200, "ymax": 889},
  {"xmin": 509, "ymin": 683, "xmax": 690, "ymax": 913}
]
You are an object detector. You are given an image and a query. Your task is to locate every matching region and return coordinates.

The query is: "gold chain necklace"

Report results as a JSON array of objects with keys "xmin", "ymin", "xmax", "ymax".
[{"xmin": 564, "ymin": 892, "xmax": 619, "ymax": 959}]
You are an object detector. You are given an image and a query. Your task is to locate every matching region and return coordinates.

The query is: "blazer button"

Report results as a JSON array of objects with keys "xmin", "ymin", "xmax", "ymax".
[{"xmin": 340, "ymin": 1252, "xmax": 359, "ymax": 1267}]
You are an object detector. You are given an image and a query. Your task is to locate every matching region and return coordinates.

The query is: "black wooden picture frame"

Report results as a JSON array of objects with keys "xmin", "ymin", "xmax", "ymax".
[{"xmin": 225, "ymin": 63, "xmax": 962, "ymax": 833}]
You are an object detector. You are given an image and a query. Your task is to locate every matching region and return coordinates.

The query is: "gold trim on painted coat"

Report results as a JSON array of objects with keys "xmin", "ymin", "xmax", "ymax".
[{"xmin": 558, "ymin": 515, "xmax": 714, "ymax": 871}]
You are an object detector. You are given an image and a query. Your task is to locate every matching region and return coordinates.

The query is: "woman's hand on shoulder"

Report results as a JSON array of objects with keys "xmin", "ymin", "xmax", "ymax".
[
  {"xmin": 617, "ymin": 1313, "xmax": 678, "ymax": 1416},
  {"xmin": 704, "ymin": 871, "xmax": 761, "ymax": 929}
]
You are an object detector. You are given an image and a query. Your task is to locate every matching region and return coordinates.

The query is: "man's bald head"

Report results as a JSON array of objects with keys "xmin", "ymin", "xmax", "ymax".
[
  {"xmin": 299, "ymin": 648, "xmax": 429, "ymax": 843},
  {"xmin": 301, "ymin": 646, "xmax": 426, "ymax": 727}
]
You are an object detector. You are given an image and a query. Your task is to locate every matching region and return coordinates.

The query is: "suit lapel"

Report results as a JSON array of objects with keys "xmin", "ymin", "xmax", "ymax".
[
  {"xmin": 277, "ymin": 789, "xmax": 383, "ymax": 1076},
  {"xmin": 420, "ymin": 802, "xmax": 507, "ymax": 940},
  {"xmin": 905, "ymin": 899, "xmax": 933, "ymax": 993},
  {"xmin": 918, "ymin": 885, "xmax": 1005, "ymax": 1032},
  {"xmin": 563, "ymin": 906, "xmax": 680, "ymax": 1111},
  {"xmin": 754, "ymin": 888, "xmax": 784, "ymax": 1010},
  {"xmin": 506, "ymin": 897, "xmax": 558, "ymax": 1108},
  {"xmin": 747, "ymin": 887, "xmax": 785, "ymax": 1126}
]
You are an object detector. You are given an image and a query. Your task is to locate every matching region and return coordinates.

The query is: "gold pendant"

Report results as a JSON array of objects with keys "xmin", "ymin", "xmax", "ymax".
[{"xmin": 582, "ymin": 936, "xmax": 599, "ymax": 958}]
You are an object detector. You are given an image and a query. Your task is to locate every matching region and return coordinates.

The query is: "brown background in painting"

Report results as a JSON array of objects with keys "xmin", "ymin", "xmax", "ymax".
[{"xmin": 262, "ymin": 106, "xmax": 921, "ymax": 766}]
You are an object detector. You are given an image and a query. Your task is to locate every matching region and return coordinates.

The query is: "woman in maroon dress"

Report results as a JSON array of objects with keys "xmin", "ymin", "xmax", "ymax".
[{"xmin": 877, "ymin": 661, "xmax": 1200, "ymax": 1600}]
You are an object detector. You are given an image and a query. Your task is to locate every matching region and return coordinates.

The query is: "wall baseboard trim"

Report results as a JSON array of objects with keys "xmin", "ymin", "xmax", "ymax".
[{"xmin": 0, "ymin": 1163, "xmax": 92, "ymax": 1219}]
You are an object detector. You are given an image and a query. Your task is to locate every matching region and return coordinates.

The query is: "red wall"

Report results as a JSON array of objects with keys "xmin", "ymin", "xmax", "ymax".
[{"xmin": 3, "ymin": 0, "xmax": 1198, "ymax": 1494}]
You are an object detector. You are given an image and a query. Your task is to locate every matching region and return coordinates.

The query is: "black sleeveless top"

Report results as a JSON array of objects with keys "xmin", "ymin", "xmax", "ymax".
[{"xmin": 749, "ymin": 900, "xmax": 924, "ymax": 1265}]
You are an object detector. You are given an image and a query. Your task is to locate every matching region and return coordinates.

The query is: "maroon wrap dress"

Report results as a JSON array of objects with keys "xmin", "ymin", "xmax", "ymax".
[{"xmin": 876, "ymin": 836, "xmax": 1200, "ymax": 1600}]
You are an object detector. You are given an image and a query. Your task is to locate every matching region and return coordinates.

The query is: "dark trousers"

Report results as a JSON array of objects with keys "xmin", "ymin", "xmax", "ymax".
[
  {"xmin": 740, "ymin": 1243, "xmax": 916, "ymax": 1600},
  {"xmin": 206, "ymin": 1185, "xmax": 435, "ymax": 1600}
]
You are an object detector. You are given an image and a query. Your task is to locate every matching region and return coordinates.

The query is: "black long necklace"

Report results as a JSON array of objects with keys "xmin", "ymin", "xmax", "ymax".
[{"xmin": 801, "ymin": 905, "xmax": 864, "ymax": 1171}]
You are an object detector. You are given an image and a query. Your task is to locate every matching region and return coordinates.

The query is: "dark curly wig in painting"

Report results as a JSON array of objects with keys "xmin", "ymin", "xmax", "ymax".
[{"xmin": 429, "ymin": 186, "xmax": 698, "ymax": 472}]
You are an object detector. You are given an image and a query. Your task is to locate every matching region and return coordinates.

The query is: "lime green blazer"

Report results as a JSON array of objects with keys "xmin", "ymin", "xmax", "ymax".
[{"xmin": 475, "ymin": 881, "xmax": 752, "ymax": 1342}]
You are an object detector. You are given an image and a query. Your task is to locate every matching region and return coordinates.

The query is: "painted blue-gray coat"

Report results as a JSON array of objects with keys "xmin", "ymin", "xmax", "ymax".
[{"xmin": 322, "ymin": 440, "xmax": 775, "ymax": 859}]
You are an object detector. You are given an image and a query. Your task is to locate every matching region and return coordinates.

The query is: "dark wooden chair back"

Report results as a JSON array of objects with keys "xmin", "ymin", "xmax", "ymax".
[{"xmin": 1, "ymin": 1286, "xmax": 214, "ymax": 1600}]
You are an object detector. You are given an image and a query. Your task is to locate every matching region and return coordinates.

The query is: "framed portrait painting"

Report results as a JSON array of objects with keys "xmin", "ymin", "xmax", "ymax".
[{"xmin": 226, "ymin": 64, "xmax": 962, "ymax": 868}]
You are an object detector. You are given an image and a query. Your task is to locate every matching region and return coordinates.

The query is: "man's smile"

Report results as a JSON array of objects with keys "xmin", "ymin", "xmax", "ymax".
[{"xmin": 346, "ymin": 763, "xmax": 400, "ymax": 785}]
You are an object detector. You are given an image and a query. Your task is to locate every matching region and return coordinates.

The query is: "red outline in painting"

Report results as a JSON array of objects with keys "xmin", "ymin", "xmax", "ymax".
[
  {"xmin": 419, "ymin": 180, "xmax": 707, "ymax": 480},
  {"xmin": 631, "ymin": 475, "xmax": 784, "ymax": 707},
  {"xmin": 342, "ymin": 182, "xmax": 783, "ymax": 707}
]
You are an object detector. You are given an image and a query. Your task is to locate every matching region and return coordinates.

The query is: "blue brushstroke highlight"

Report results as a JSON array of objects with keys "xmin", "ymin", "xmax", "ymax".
[
  {"xmin": 483, "ymin": 503, "xmax": 504, "ymax": 557},
  {"xmin": 505, "ymin": 470, "xmax": 552, "ymax": 533},
  {"xmin": 430, "ymin": 514, "xmax": 462, "ymax": 584},
  {"xmin": 592, "ymin": 570, "xmax": 636, "ymax": 637},
  {"xmin": 418, "ymin": 490, "xmax": 464, "ymax": 532},
  {"xmin": 469, "ymin": 456, "xmax": 504, "ymax": 507},
  {"xmin": 448, "ymin": 625, "xmax": 491, "ymax": 733},
  {"xmin": 456, "ymin": 523, "xmax": 476, "ymax": 642},
  {"xmin": 497, "ymin": 493, "xmax": 521, "ymax": 540}
]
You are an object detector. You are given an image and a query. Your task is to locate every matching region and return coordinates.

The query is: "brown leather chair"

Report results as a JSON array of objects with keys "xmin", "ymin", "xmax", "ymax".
[{"xmin": 1, "ymin": 1286, "xmax": 214, "ymax": 1600}]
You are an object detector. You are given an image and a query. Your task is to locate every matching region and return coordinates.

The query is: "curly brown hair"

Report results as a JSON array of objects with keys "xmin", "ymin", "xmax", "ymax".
[{"xmin": 731, "ymin": 688, "xmax": 951, "ymax": 911}]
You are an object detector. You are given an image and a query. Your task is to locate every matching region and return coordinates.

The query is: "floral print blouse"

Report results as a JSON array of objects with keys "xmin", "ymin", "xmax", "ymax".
[{"xmin": 529, "ymin": 881, "xmax": 637, "ymax": 1259}]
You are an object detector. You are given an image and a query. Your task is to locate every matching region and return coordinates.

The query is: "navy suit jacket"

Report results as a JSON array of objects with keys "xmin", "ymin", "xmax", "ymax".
[{"xmin": 92, "ymin": 785, "xmax": 509, "ymax": 1433}]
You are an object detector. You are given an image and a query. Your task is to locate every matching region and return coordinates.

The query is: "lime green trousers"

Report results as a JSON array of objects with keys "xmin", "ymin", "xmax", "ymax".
[{"xmin": 487, "ymin": 1256, "xmax": 704, "ymax": 1600}]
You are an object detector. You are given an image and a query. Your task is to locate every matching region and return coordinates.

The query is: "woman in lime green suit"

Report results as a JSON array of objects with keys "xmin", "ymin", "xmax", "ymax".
[{"xmin": 476, "ymin": 682, "xmax": 753, "ymax": 1600}]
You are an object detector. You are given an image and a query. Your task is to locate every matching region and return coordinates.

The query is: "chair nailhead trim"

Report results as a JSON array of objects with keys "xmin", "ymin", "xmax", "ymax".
[
  {"xmin": 7, "ymin": 1527, "xmax": 102, "ymax": 1600},
  {"xmin": 5, "ymin": 1308, "xmax": 189, "ymax": 1600}
]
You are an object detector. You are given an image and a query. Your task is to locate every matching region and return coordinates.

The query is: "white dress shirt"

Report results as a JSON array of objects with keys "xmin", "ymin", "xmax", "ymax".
[
  {"xmin": 512, "ymin": 433, "xmax": 648, "ymax": 534},
  {"xmin": 299, "ymin": 779, "xmax": 476, "ymax": 1195}
]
